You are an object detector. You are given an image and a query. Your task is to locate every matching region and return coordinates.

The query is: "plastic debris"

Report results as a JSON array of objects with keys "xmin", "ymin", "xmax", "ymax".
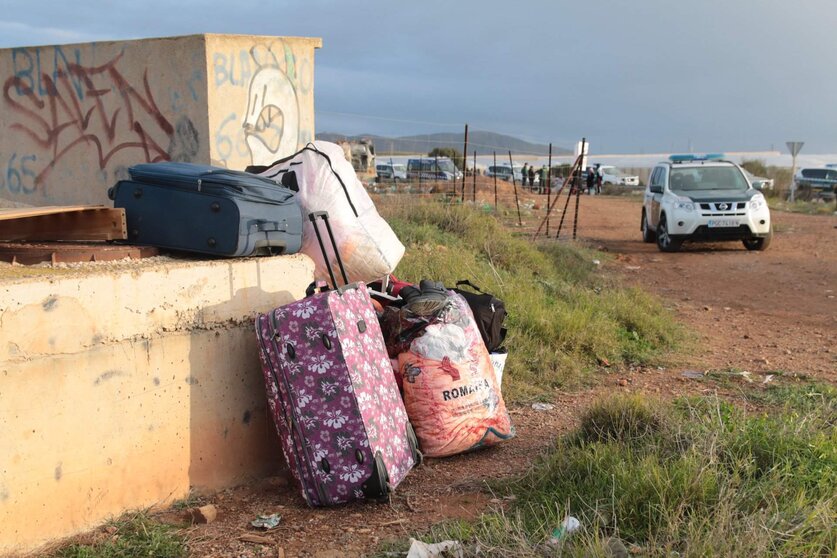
[
  {"xmin": 548, "ymin": 516, "xmax": 581, "ymax": 544},
  {"xmin": 406, "ymin": 538, "xmax": 463, "ymax": 558},
  {"xmin": 762, "ymin": 374, "xmax": 775, "ymax": 384},
  {"xmin": 250, "ymin": 513, "xmax": 282, "ymax": 530},
  {"xmin": 532, "ymin": 403, "xmax": 554, "ymax": 411},
  {"xmin": 592, "ymin": 259, "xmax": 601, "ymax": 266},
  {"xmin": 680, "ymin": 370, "xmax": 704, "ymax": 380}
]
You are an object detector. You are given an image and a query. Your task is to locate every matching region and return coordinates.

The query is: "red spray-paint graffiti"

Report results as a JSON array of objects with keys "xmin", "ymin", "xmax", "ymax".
[{"xmin": 3, "ymin": 52, "xmax": 198, "ymax": 190}]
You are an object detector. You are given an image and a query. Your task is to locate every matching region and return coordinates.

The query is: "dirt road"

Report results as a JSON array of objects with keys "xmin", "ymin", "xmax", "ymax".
[{"xmin": 574, "ymin": 195, "xmax": 836, "ymax": 379}]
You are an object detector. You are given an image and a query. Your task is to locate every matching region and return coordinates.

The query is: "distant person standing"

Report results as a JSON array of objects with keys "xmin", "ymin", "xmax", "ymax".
[
  {"xmin": 586, "ymin": 166, "xmax": 596, "ymax": 194},
  {"xmin": 528, "ymin": 166, "xmax": 536, "ymax": 189},
  {"xmin": 521, "ymin": 163, "xmax": 529, "ymax": 186},
  {"xmin": 538, "ymin": 165, "xmax": 548, "ymax": 194},
  {"xmin": 595, "ymin": 164, "xmax": 603, "ymax": 194}
]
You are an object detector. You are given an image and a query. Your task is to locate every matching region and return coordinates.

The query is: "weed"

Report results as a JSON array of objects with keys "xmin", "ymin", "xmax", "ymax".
[
  {"xmin": 50, "ymin": 511, "xmax": 186, "ymax": 558},
  {"xmin": 425, "ymin": 388, "xmax": 837, "ymax": 556},
  {"xmin": 575, "ymin": 395, "xmax": 663, "ymax": 445},
  {"xmin": 170, "ymin": 491, "xmax": 202, "ymax": 510}
]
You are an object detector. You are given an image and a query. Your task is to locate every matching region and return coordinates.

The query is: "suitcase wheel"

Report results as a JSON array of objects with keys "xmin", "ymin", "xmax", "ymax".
[
  {"xmin": 406, "ymin": 422, "xmax": 423, "ymax": 468},
  {"xmin": 361, "ymin": 452, "xmax": 390, "ymax": 501}
]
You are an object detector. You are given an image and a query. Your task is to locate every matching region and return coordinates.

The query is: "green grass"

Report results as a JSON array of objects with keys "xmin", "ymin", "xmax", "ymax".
[
  {"xmin": 421, "ymin": 386, "xmax": 837, "ymax": 557},
  {"xmin": 382, "ymin": 202, "xmax": 680, "ymax": 401},
  {"xmin": 49, "ymin": 512, "xmax": 186, "ymax": 558}
]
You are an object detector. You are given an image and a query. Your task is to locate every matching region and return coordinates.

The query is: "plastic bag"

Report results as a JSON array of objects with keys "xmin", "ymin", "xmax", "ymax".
[
  {"xmin": 248, "ymin": 141, "xmax": 404, "ymax": 283},
  {"xmin": 397, "ymin": 293, "xmax": 514, "ymax": 457}
]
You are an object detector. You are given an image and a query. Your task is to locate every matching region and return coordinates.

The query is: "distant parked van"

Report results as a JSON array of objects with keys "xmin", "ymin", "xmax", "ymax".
[
  {"xmin": 406, "ymin": 158, "xmax": 461, "ymax": 181},
  {"xmin": 485, "ymin": 164, "xmax": 522, "ymax": 183},
  {"xmin": 376, "ymin": 163, "xmax": 407, "ymax": 182}
]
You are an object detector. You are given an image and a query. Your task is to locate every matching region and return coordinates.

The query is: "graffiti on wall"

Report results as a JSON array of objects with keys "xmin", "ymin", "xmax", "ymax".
[
  {"xmin": 1, "ymin": 46, "xmax": 200, "ymax": 196},
  {"xmin": 212, "ymin": 40, "xmax": 313, "ymax": 168}
]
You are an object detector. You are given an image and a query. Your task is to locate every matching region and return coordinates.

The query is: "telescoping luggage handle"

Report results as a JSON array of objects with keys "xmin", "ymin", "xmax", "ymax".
[{"xmin": 308, "ymin": 211, "xmax": 350, "ymax": 291}]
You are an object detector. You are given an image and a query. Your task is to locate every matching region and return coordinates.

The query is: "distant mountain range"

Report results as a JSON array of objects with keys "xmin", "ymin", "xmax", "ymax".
[{"xmin": 316, "ymin": 131, "xmax": 571, "ymax": 156}]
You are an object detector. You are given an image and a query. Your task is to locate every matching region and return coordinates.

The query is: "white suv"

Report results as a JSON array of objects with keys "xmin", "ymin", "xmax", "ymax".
[{"xmin": 641, "ymin": 155, "xmax": 772, "ymax": 252}]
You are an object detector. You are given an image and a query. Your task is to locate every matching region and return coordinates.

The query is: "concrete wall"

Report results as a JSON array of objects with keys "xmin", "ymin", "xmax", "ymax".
[
  {"xmin": 205, "ymin": 34, "xmax": 319, "ymax": 170},
  {"xmin": 0, "ymin": 254, "xmax": 315, "ymax": 555},
  {"xmin": 0, "ymin": 34, "xmax": 320, "ymax": 207}
]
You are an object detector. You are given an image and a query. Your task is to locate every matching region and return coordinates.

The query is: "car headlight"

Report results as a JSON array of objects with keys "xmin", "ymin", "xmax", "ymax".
[
  {"xmin": 750, "ymin": 195, "xmax": 766, "ymax": 210},
  {"xmin": 674, "ymin": 199, "xmax": 695, "ymax": 211}
]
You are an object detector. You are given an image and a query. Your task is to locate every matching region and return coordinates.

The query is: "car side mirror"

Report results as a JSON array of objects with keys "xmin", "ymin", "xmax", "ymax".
[
  {"xmin": 752, "ymin": 180, "xmax": 766, "ymax": 191},
  {"xmin": 649, "ymin": 184, "xmax": 663, "ymax": 194}
]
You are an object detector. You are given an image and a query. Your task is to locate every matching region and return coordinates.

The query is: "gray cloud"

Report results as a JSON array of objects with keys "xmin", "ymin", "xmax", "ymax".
[{"xmin": 1, "ymin": 0, "xmax": 836, "ymax": 152}]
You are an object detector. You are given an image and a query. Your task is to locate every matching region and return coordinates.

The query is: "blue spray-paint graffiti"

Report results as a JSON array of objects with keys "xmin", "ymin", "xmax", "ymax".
[
  {"xmin": 0, "ymin": 153, "xmax": 38, "ymax": 195},
  {"xmin": 213, "ymin": 51, "xmax": 253, "ymax": 87},
  {"xmin": 11, "ymin": 46, "xmax": 84, "ymax": 100}
]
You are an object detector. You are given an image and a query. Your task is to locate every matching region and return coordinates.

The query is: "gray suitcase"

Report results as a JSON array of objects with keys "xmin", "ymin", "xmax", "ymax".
[{"xmin": 108, "ymin": 162, "xmax": 302, "ymax": 257}]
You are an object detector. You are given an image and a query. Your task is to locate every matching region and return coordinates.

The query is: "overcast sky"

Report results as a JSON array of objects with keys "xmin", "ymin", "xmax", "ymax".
[{"xmin": 2, "ymin": 0, "xmax": 836, "ymax": 153}]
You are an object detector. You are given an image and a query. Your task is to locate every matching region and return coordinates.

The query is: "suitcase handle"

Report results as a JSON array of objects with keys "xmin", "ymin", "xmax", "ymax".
[
  {"xmin": 308, "ymin": 212, "xmax": 349, "ymax": 290},
  {"xmin": 251, "ymin": 220, "xmax": 287, "ymax": 232}
]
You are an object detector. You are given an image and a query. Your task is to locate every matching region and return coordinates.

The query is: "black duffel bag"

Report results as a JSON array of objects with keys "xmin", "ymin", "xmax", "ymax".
[{"xmin": 450, "ymin": 280, "xmax": 507, "ymax": 352}]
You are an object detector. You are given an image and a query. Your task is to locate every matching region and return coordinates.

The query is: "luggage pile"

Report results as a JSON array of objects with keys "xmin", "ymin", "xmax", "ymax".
[{"xmin": 107, "ymin": 141, "xmax": 514, "ymax": 507}]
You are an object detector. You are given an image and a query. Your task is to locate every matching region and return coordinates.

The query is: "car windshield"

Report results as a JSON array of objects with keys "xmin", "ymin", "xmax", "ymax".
[
  {"xmin": 801, "ymin": 168, "xmax": 837, "ymax": 180},
  {"xmin": 669, "ymin": 166, "xmax": 748, "ymax": 191}
]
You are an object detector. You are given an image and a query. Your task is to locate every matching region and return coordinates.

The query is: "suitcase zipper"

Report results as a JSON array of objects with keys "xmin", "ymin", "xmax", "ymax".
[{"xmin": 268, "ymin": 310, "xmax": 330, "ymax": 506}]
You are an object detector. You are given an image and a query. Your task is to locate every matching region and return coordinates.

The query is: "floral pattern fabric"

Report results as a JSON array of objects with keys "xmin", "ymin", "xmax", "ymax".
[{"xmin": 256, "ymin": 283, "xmax": 415, "ymax": 506}]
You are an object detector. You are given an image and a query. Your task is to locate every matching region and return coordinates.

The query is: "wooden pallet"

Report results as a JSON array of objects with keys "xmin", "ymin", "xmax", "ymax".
[{"xmin": 0, "ymin": 206, "xmax": 127, "ymax": 242}]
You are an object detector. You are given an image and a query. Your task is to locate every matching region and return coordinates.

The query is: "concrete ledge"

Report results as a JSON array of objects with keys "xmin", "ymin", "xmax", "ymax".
[
  {"xmin": 0, "ymin": 254, "xmax": 314, "ymax": 555},
  {"xmin": 1, "ymin": 254, "xmax": 313, "ymax": 362}
]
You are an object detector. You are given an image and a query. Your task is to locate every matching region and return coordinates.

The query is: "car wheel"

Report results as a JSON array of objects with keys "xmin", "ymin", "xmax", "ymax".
[
  {"xmin": 641, "ymin": 210, "xmax": 655, "ymax": 243},
  {"xmin": 743, "ymin": 226, "xmax": 772, "ymax": 251},
  {"xmin": 656, "ymin": 215, "xmax": 681, "ymax": 252}
]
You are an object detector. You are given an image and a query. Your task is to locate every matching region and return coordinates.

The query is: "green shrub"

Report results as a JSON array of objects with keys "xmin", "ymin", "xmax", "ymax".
[{"xmin": 437, "ymin": 388, "xmax": 837, "ymax": 556}]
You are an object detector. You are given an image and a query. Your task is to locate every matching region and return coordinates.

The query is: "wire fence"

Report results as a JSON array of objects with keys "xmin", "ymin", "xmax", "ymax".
[{"xmin": 370, "ymin": 172, "xmax": 615, "ymax": 241}]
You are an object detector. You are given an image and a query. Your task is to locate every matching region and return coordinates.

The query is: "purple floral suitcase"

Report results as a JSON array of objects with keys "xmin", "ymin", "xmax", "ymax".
[{"xmin": 256, "ymin": 213, "xmax": 420, "ymax": 506}]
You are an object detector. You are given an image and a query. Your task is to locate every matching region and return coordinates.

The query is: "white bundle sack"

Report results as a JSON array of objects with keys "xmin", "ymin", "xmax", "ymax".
[{"xmin": 248, "ymin": 141, "xmax": 404, "ymax": 283}]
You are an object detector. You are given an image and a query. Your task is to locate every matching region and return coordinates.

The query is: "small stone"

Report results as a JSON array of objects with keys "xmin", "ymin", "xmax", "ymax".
[
  {"xmin": 785, "ymin": 349, "xmax": 792, "ymax": 355},
  {"xmin": 239, "ymin": 533, "xmax": 272, "ymax": 545},
  {"xmin": 189, "ymin": 504, "xmax": 217, "ymax": 524},
  {"xmin": 617, "ymin": 379, "xmax": 628, "ymax": 387},
  {"xmin": 723, "ymin": 307, "xmax": 731, "ymax": 311},
  {"xmin": 357, "ymin": 528, "xmax": 372, "ymax": 534},
  {"xmin": 755, "ymin": 357, "xmax": 770, "ymax": 365},
  {"xmin": 703, "ymin": 306, "xmax": 712, "ymax": 311}
]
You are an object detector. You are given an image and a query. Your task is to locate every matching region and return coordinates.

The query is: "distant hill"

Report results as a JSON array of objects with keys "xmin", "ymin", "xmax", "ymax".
[{"xmin": 316, "ymin": 131, "xmax": 571, "ymax": 156}]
